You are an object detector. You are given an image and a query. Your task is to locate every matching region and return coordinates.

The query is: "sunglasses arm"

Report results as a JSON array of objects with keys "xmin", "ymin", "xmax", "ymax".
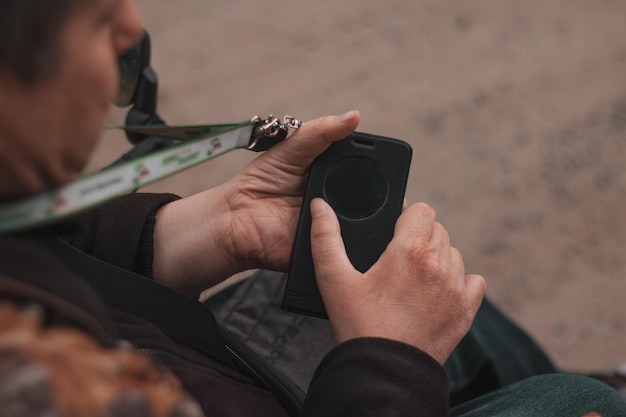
[{"xmin": 123, "ymin": 31, "xmax": 167, "ymax": 146}]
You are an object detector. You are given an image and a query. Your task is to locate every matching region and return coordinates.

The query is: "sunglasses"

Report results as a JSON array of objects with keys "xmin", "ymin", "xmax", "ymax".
[{"xmin": 114, "ymin": 31, "xmax": 151, "ymax": 107}]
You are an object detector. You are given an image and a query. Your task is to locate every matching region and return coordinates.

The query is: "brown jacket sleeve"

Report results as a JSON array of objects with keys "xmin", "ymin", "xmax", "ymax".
[
  {"xmin": 65, "ymin": 193, "xmax": 179, "ymax": 276},
  {"xmin": 303, "ymin": 337, "xmax": 449, "ymax": 417}
]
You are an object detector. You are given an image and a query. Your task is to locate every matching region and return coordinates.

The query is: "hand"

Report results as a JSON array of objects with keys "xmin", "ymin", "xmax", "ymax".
[
  {"xmin": 309, "ymin": 199, "xmax": 485, "ymax": 365},
  {"xmin": 216, "ymin": 110, "xmax": 361, "ymax": 272},
  {"xmin": 152, "ymin": 111, "xmax": 360, "ymax": 296}
]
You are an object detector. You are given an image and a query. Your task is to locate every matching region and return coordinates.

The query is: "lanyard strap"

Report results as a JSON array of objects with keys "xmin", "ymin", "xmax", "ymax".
[{"xmin": 0, "ymin": 115, "xmax": 301, "ymax": 234}]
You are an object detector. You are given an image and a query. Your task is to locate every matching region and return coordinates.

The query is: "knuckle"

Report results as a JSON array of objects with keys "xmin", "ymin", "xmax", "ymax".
[
  {"xmin": 450, "ymin": 247, "xmax": 465, "ymax": 270},
  {"xmin": 414, "ymin": 202, "xmax": 436, "ymax": 219},
  {"xmin": 412, "ymin": 246, "xmax": 447, "ymax": 280},
  {"xmin": 474, "ymin": 274, "xmax": 487, "ymax": 296},
  {"xmin": 434, "ymin": 221, "xmax": 449, "ymax": 240},
  {"xmin": 423, "ymin": 252, "xmax": 445, "ymax": 275},
  {"xmin": 397, "ymin": 238, "xmax": 429, "ymax": 261}
]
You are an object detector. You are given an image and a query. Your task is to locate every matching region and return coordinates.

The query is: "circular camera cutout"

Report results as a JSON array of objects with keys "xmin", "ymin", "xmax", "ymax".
[{"xmin": 324, "ymin": 156, "xmax": 388, "ymax": 220}]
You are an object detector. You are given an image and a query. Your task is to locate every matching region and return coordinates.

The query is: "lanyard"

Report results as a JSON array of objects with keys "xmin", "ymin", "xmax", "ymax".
[{"xmin": 0, "ymin": 115, "xmax": 301, "ymax": 234}]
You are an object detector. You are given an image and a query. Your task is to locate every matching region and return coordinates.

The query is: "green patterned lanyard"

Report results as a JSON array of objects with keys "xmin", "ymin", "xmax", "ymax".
[{"xmin": 0, "ymin": 115, "xmax": 301, "ymax": 234}]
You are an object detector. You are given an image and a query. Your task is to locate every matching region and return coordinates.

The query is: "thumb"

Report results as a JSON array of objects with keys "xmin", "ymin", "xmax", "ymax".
[
  {"xmin": 264, "ymin": 111, "xmax": 360, "ymax": 170},
  {"xmin": 309, "ymin": 198, "xmax": 356, "ymax": 284}
]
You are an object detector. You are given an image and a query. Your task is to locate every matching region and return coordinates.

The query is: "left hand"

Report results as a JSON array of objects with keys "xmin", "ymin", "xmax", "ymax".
[{"xmin": 152, "ymin": 111, "xmax": 360, "ymax": 296}]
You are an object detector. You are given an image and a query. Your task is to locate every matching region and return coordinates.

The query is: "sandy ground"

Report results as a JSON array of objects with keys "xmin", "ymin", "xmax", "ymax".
[{"xmin": 91, "ymin": 0, "xmax": 626, "ymax": 372}]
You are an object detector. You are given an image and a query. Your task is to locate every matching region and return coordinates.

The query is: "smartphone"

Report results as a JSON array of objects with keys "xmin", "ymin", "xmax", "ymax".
[{"xmin": 282, "ymin": 131, "xmax": 413, "ymax": 318}]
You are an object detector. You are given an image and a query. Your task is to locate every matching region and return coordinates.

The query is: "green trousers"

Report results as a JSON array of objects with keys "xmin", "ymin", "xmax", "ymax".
[
  {"xmin": 448, "ymin": 300, "xmax": 626, "ymax": 416},
  {"xmin": 452, "ymin": 373, "xmax": 626, "ymax": 417},
  {"xmin": 210, "ymin": 271, "xmax": 626, "ymax": 416}
]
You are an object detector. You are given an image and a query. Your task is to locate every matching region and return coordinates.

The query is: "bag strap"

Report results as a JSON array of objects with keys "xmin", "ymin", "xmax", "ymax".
[{"xmin": 39, "ymin": 237, "xmax": 235, "ymax": 367}]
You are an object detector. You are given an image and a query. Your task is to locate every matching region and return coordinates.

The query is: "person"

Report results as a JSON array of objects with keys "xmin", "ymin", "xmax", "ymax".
[{"xmin": 0, "ymin": 0, "xmax": 624, "ymax": 416}]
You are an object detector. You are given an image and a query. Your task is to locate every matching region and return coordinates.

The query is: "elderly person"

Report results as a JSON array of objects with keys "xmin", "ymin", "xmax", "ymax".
[{"xmin": 0, "ymin": 0, "xmax": 624, "ymax": 416}]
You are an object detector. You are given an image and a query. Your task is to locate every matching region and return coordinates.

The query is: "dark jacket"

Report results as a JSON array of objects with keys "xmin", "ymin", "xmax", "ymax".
[{"xmin": 0, "ymin": 193, "xmax": 449, "ymax": 416}]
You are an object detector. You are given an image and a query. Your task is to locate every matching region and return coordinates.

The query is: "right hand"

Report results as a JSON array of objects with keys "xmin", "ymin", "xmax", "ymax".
[{"xmin": 309, "ymin": 199, "xmax": 486, "ymax": 365}]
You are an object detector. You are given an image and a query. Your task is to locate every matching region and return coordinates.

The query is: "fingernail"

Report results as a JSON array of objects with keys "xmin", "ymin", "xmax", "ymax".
[
  {"xmin": 310, "ymin": 198, "xmax": 328, "ymax": 218},
  {"xmin": 339, "ymin": 110, "xmax": 359, "ymax": 122}
]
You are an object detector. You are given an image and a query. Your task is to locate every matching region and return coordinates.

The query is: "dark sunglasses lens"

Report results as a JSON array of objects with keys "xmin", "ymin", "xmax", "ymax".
[{"xmin": 114, "ymin": 41, "xmax": 143, "ymax": 107}]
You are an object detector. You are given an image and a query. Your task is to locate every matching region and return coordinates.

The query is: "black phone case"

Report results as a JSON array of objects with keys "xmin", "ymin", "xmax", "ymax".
[{"xmin": 282, "ymin": 131, "xmax": 413, "ymax": 318}]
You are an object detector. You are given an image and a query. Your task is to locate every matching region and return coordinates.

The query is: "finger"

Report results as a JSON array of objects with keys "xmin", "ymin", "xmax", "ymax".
[
  {"xmin": 394, "ymin": 202, "xmax": 437, "ymax": 244},
  {"xmin": 430, "ymin": 221, "xmax": 451, "ymax": 250},
  {"xmin": 266, "ymin": 111, "xmax": 361, "ymax": 170},
  {"xmin": 464, "ymin": 274, "xmax": 487, "ymax": 314},
  {"xmin": 450, "ymin": 247, "xmax": 466, "ymax": 285},
  {"xmin": 450, "ymin": 247, "xmax": 465, "ymax": 273},
  {"xmin": 309, "ymin": 198, "xmax": 356, "ymax": 283}
]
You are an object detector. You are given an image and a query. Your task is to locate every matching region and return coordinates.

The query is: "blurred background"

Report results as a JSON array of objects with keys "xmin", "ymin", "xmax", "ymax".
[{"xmin": 92, "ymin": 0, "xmax": 626, "ymax": 372}]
